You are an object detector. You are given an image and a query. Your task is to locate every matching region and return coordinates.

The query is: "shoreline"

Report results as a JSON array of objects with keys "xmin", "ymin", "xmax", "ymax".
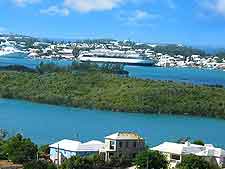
[
  {"xmin": 1, "ymin": 52, "xmax": 225, "ymax": 72},
  {"xmin": 1, "ymin": 97, "xmax": 225, "ymax": 122},
  {"xmin": 0, "ymin": 68, "xmax": 225, "ymax": 120},
  {"xmin": 1, "ymin": 97, "xmax": 225, "ymax": 150}
]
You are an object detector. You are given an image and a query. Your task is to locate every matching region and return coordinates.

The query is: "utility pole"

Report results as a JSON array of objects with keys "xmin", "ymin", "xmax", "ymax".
[
  {"xmin": 36, "ymin": 152, "xmax": 39, "ymax": 161},
  {"xmin": 57, "ymin": 144, "xmax": 60, "ymax": 169}
]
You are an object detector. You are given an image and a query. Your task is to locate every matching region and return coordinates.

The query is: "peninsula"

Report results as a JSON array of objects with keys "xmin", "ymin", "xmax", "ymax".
[{"xmin": 0, "ymin": 63, "xmax": 224, "ymax": 119}]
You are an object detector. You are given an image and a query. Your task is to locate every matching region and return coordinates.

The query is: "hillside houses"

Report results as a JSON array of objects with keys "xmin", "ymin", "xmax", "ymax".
[
  {"xmin": 1, "ymin": 34, "xmax": 225, "ymax": 70},
  {"xmin": 151, "ymin": 141, "xmax": 225, "ymax": 169},
  {"xmin": 49, "ymin": 132, "xmax": 225, "ymax": 169},
  {"xmin": 49, "ymin": 132, "xmax": 145, "ymax": 165}
]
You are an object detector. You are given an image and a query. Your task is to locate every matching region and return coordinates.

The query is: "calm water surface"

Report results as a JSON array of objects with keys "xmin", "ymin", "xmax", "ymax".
[
  {"xmin": 0, "ymin": 98, "xmax": 225, "ymax": 148},
  {"xmin": 1, "ymin": 54, "xmax": 225, "ymax": 147},
  {"xmin": 1, "ymin": 53, "xmax": 225, "ymax": 85}
]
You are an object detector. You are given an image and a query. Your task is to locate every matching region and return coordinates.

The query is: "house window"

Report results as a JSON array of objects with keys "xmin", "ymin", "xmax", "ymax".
[
  {"xmin": 119, "ymin": 142, "xmax": 123, "ymax": 148},
  {"xmin": 110, "ymin": 141, "xmax": 116, "ymax": 150},
  {"xmin": 109, "ymin": 152, "xmax": 114, "ymax": 158},
  {"xmin": 133, "ymin": 142, "xmax": 137, "ymax": 148},
  {"xmin": 126, "ymin": 142, "xmax": 129, "ymax": 148},
  {"xmin": 171, "ymin": 154, "xmax": 181, "ymax": 160}
]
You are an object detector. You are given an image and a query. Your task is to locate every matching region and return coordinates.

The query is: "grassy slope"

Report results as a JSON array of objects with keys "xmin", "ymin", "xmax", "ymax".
[{"xmin": 0, "ymin": 71, "xmax": 225, "ymax": 119}]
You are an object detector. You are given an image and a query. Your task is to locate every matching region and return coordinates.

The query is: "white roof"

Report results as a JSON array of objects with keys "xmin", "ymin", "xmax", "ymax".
[
  {"xmin": 151, "ymin": 142, "xmax": 184, "ymax": 154},
  {"xmin": 49, "ymin": 139, "xmax": 104, "ymax": 152},
  {"xmin": 78, "ymin": 140, "xmax": 104, "ymax": 152},
  {"xmin": 105, "ymin": 132, "xmax": 144, "ymax": 140},
  {"xmin": 151, "ymin": 142, "xmax": 225, "ymax": 158},
  {"xmin": 50, "ymin": 139, "xmax": 81, "ymax": 152}
]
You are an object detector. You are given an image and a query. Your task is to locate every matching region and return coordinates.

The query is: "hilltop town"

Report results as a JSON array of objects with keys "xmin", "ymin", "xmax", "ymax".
[{"xmin": 0, "ymin": 34, "xmax": 225, "ymax": 70}]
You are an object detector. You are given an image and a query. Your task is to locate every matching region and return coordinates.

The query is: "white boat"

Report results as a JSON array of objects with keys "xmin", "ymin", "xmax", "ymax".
[{"xmin": 78, "ymin": 49, "xmax": 155, "ymax": 66}]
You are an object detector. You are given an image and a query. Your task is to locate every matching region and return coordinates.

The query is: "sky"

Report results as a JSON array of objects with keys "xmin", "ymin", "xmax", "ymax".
[{"xmin": 1, "ymin": 0, "xmax": 225, "ymax": 47}]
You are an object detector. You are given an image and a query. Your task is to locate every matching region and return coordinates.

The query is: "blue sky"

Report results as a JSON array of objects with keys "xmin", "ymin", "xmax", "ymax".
[{"xmin": 1, "ymin": 0, "xmax": 225, "ymax": 47}]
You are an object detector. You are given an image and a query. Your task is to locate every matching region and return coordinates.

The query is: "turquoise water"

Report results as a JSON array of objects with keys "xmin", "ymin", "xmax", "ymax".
[
  {"xmin": 0, "ymin": 98, "xmax": 225, "ymax": 148},
  {"xmin": 126, "ymin": 66, "xmax": 225, "ymax": 86},
  {"xmin": 0, "ymin": 54, "xmax": 225, "ymax": 148},
  {"xmin": 0, "ymin": 53, "xmax": 72, "ymax": 68},
  {"xmin": 1, "ymin": 53, "xmax": 225, "ymax": 86}
]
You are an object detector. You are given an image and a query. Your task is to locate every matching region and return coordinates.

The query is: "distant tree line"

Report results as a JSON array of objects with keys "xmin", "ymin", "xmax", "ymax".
[{"xmin": 0, "ymin": 62, "xmax": 129, "ymax": 76}]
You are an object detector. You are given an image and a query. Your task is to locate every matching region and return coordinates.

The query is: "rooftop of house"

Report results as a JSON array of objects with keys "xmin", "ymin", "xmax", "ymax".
[
  {"xmin": 105, "ymin": 132, "xmax": 144, "ymax": 140},
  {"xmin": 49, "ymin": 139, "xmax": 104, "ymax": 152},
  {"xmin": 151, "ymin": 142, "xmax": 225, "ymax": 158}
]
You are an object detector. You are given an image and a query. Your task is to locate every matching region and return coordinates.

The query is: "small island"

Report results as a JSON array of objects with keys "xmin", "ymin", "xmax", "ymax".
[{"xmin": 0, "ymin": 62, "xmax": 225, "ymax": 119}]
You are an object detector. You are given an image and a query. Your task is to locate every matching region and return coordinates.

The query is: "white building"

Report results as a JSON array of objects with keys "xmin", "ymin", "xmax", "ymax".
[
  {"xmin": 49, "ymin": 139, "xmax": 104, "ymax": 165},
  {"xmin": 151, "ymin": 141, "xmax": 225, "ymax": 169},
  {"xmin": 99, "ymin": 132, "xmax": 145, "ymax": 161},
  {"xmin": 58, "ymin": 49, "xmax": 74, "ymax": 59}
]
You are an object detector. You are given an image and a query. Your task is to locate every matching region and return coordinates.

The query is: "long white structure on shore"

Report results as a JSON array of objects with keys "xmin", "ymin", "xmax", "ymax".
[{"xmin": 78, "ymin": 49, "xmax": 155, "ymax": 66}]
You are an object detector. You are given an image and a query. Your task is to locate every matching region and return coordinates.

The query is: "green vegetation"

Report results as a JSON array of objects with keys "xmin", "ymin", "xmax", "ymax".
[
  {"xmin": 24, "ymin": 160, "xmax": 57, "ymax": 169},
  {"xmin": 0, "ymin": 63, "xmax": 225, "ymax": 119},
  {"xmin": 177, "ymin": 155, "xmax": 220, "ymax": 169},
  {"xmin": 152, "ymin": 45, "xmax": 206, "ymax": 57},
  {"xmin": 135, "ymin": 150, "xmax": 168, "ymax": 169},
  {"xmin": 192, "ymin": 140, "xmax": 205, "ymax": 146},
  {"xmin": 0, "ymin": 129, "xmax": 7, "ymax": 141},
  {"xmin": 0, "ymin": 134, "xmax": 37, "ymax": 164},
  {"xmin": 60, "ymin": 156, "xmax": 96, "ymax": 169},
  {"xmin": 38, "ymin": 144, "xmax": 50, "ymax": 160},
  {"xmin": 0, "ymin": 132, "xmax": 222, "ymax": 169},
  {"xmin": 60, "ymin": 154, "xmax": 132, "ymax": 169},
  {"xmin": 215, "ymin": 51, "xmax": 225, "ymax": 62}
]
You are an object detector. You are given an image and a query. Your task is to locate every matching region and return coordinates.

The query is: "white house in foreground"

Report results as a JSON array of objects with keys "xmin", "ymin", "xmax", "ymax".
[
  {"xmin": 49, "ymin": 139, "xmax": 104, "ymax": 165},
  {"xmin": 99, "ymin": 132, "xmax": 145, "ymax": 161},
  {"xmin": 151, "ymin": 141, "xmax": 225, "ymax": 169}
]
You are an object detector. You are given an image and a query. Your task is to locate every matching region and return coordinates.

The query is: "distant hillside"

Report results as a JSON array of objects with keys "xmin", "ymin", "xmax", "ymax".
[{"xmin": 1, "ymin": 33, "xmax": 222, "ymax": 58}]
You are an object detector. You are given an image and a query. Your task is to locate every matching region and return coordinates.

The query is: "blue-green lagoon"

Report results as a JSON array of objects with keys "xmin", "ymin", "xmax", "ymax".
[
  {"xmin": 0, "ymin": 53, "xmax": 225, "ymax": 148},
  {"xmin": 0, "ymin": 98, "xmax": 224, "ymax": 148}
]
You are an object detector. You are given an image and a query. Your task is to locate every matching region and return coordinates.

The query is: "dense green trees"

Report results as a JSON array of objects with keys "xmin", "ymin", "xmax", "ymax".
[
  {"xmin": 60, "ymin": 156, "xmax": 94, "ymax": 169},
  {"xmin": 192, "ymin": 140, "xmax": 205, "ymax": 146},
  {"xmin": 177, "ymin": 155, "xmax": 220, "ymax": 169},
  {"xmin": 1, "ymin": 134, "xmax": 38, "ymax": 164},
  {"xmin": 0, "ymin": 63, "xmax": 225, "ymax": 119},
  {"xmin": 152, "ymin": 45, "xmax": 206, "ymax": 57},
  {"xmin": 135, "ymin": 150, "xmax": 168, "ymax": 169},
  {"xmin": 0, "ymin": 65, "xmax": 35, "ymax": 73},
  {"xmin": 24, "ymin": 160, "xmax": 57, "ymax": 169},
  {"xmin": 60, "ymin": 154, "xmax": 132, "ymax": 169}
]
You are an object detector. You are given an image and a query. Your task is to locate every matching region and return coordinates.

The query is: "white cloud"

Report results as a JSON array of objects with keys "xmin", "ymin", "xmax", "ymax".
[
  {"xmin": 13, "ymin": 0, "xmax": 41, "ymax": 6},
  {"xmin": 119, "ymin": 10, "xmax": 159, "ymax": 26},
  {"xmin": 64, "ymin": 0, "xmax": 124, "ymax": 13},
  {"xmin": 199, "ymin": 0, "xmax": 225, "ymax": 17},
  {"xmin": 40, "ymin": 6, "xmax": 69, "ymax": 16}
]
